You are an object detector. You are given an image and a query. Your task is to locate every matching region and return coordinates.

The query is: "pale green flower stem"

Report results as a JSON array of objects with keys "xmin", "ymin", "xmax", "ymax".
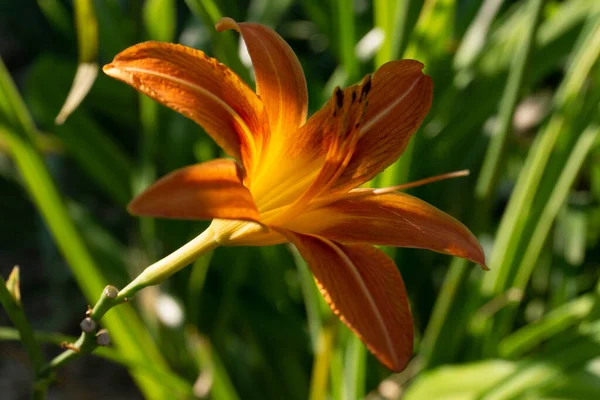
[
  {"xmin": 118, "ymin": 227, "xmax": 219, "ymax": 300},
  {"xmin": 39, "ymin": 227, "xmax": 219, "ymax": 379}
]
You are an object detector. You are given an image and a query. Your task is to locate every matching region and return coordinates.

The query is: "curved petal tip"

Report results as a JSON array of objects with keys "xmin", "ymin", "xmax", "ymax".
[
  {"xmin": 102, "ymin": 63, "xmax": 124, "ymax": 80},
  {"xmin": 215, "ymin": 17, "xmax": 239, "ymax": 32}
]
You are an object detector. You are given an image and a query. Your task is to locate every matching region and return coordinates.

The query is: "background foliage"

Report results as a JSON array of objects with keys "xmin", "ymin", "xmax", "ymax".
[{"xmin": 1, "ymin": 0, "xmax": 600, "ymax": 399}]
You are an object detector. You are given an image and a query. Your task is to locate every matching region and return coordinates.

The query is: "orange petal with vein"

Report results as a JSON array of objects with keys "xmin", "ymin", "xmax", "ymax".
[
  {"xmin": 103, "ymin": 42, "xmax": 267, "ymax": 173},
  {"xmin": 216, "ymin": 18, "xmax": 308, "ymax": 140},
  {"xmin": 284, "ymin": 191, "xmax": 486, "ymax": 268},
  {"xmin": 286, "ymin": 232, "xmax": 413, "ymax": 371},
  {"xmin": 331, "ymin": 60, "xmax": 432, "ymax": 192},
  {"xmin": 129, "ymin": 159, "xmax": 260, "ymax": 221}
]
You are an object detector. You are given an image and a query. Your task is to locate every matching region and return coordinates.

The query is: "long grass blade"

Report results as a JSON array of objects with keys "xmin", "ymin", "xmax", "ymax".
[
  {"xmin": 475, "ymin": 0, "xmax": 545, "ymax": 201},
  {"xmin": 0, "ymin": 58, "xmax": 173, "ymax": 399},
  {"xmin": 55, "ymin": 0, "xmax": 99, "ymax": 124}
]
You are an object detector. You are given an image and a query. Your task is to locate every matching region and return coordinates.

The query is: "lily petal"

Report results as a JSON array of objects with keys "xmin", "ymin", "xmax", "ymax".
[
  {"xmin": 216, "ymin": 17, "xmax": 308, "ymax": 141},
  {"xmin": 103, "ymin": 42, "xmax": 267, "ymax": 174},
  {"xmin": 284, "ymin": 191, "xmax": 486, "ymax": 268},
  {"xmin": 318, "ymin": 60, "xmax": 432, "ymax": 193},
  {"xmin": 285, "ymin": 232, "xmax": 413, "ymax": 371},
  {"xmin": 129, "ymin": 159, "xmax": 261, "ymax": 221}
]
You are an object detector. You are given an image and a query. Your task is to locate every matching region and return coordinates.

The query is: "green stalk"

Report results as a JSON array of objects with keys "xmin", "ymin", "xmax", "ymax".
[
  {"xmin": 480, "ymin": 11, "xmax": 600, "ymax": 296},
  {"xmin": 475, "ymin": 0, "xmax": 545, "ymax": 200},
  {"xmin": 309, "ymin": 323, "xmax": 335, "ymax": 400},
  {"xmin": 391, "ymin": 0, "xmax": 418, "ymax": 59},
  {"xmin": 55, "ymin": 0, "xmax": 99, "ymax": 124},
  {"xmin": 374, "ymin": 0, "xmax": 398, "ymax": 68},
  {"xmin": 481, "ymin": 326, "xmax": 600, "ymax": 399},
  {"xmin": 377, "ymin": 0, "xmax": 454, "ymax": 189},
  {"xmin": 343, "ymin": 334, "xmax": 366, "ymax": 400},
  {"xmin": 513, "ymin": 123, "xmax": 599, "ymax": 292},
  {"xmin": 498, "ymin": 294, "xmax": 595, "ymax": 358},
  {"xmin": 290, "ymin": 245, "xmax": 326, "ymax": 353},
  {"xmin": 419, "ymin": 258, "xmax": 470, "ymax": 367},
  {"xmin": 0, "ymin": 269, "xmax": 46, "ymax": 395},
  {"xmin": 0, "ymin": 58, "xmax": 172, "ymax": 399},
  {"xmin": 334, "ymin": 0, "xmax": 357, "ymax": 83}
]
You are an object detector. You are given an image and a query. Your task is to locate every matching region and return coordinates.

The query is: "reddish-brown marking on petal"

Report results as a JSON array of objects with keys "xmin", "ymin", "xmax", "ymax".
[
  {"xmin": 283, "ymin": 191, "xmax": 486, "ymax": 268},
  {"xmin": 252, "ymin": 77, "xmax": 376, "ymax": 218},
  {"xmin": 284, "ymin": 232, "xmax": 413, "ymax": 371},
  {"xmin": 103, "ymin": 41, "xmax": 268, "ymax": 176},
  {"xmin": 331, "ymin": 60, "xmax": 433, "ymax": 192},
  {"xmin": 128, "ymin": 159, "xmax": 260, "ymax": 221},
  {"xmin": 263, "ymin": 76, "xmax": 373, "ymax": 223}
]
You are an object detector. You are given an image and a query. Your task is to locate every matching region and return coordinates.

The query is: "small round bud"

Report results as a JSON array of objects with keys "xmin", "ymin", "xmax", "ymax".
[
  {"xmin": 80, "ymin": 317, "xmax": 97, "ymax": 333},
  {"xmin": 96, "ymin": 329, "xmax": 111, "ymax": 346},
  {"xmin": 104, "ymin": 285, "xmax": 119, "ymax": 299}
]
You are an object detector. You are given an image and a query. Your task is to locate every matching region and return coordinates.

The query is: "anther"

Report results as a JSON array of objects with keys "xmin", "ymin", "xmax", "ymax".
[
  {"xmin": 334, "ymin": 87, "xmax": 344, "ymax": 109},
  {"xmin": 361, "ymin": 75, "xmax": 372, "ymax": 99}
]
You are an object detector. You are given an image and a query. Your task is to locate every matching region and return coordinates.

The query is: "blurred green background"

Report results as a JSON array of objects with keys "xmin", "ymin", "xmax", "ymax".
[{"xmin": 1, "ymin": 0, "xmax": 600, "ymax": 399}]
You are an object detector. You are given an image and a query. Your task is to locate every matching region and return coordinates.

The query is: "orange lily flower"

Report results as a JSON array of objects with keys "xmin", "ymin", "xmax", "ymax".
[{"xmin": 104, "ymin": 17, "xmax": 486, "ymax": 372}]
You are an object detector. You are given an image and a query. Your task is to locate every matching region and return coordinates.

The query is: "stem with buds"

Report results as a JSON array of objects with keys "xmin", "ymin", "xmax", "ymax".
[{"xmin": 32, "ymin": 227, "xmax": 219, "ymax": 396}]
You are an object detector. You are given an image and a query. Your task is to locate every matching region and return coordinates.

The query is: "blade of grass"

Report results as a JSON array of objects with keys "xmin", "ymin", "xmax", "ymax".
[
  {"xmin": 419, "ymin": 257, "xmax": 470, "ymax": 367},
  {"xmin": 0, "ymin": 269, "xmax": 45, "ymax": 377},
  {"xmin": 55, "ymin": 0, "xmax": 99, "ymax": 124},
  {"xmin": 391, "ymin": 0, "xmax": 422, "ymax": 59},
  {"xmin": 187, "ymin": 327, "xmax": 241, "ymax": 400},
  {"xmin": 309, "ymin": 322, "xmax": 335, "ymax": 400},
  {"xmin": 514, "ymin": 122, "xmax": 599, "ymax": 294},
  {"xmin": 290, "ymin": 244, "xmax": 327, "ymax": 353},
  {"xmin": 143, "ymin": 0, "xmax": 176, "ymax": 43},
  {"xmin": 25, "ymin": 57, "xmax": 133, "ymax": 205},
  {"xmin": 498, "ymin": 293, "xmax": 595, "ymax": 359},
  {"xmin": 137, "ymin": 3, "xmax": 177, "ymax": 259},
  {"xmin": 0, "ymin": 58, "xmax": 173, "ymax": 399},
  {"xmin": 487, "ymin": 119, "xmax": 600, "ymax": 343},
  {"xmin": 343, "ymin": 334, "xmax": 366, "ymax": 400},
  {"xmin": 480, "ymin": 326, "xmax": 600, "ymax": 400},
  {"xmin": 378, "ymin": 0, "xmax": 455, "ymax": 189},
  {"xmin": 480, "ymin": 9, "xmax": 600, "ymax": 296},
  {"xmin": 430, "ymin": 0, "xmax": 593, "ymax": 166},
  {"xmin": 453, "ymin": 0, "xmax": 505, "ymax": 70},
  {"xmin": 330, "ymin": 341, "xmax": 344, "ymax": 400},
  {"xmin": 475, "ymin": 9, "xmax": 600, "ymax": 355},
  {"xmin": 333, "ymin": 0, "xmax": 358, "ymax": 83},
  {"xmin": 475, "ymin": 0, "xmax": 545, "ymax": 201},
  {"xmin": 373, "ymin": 0, "xmax": 398, "ymax": 68}
]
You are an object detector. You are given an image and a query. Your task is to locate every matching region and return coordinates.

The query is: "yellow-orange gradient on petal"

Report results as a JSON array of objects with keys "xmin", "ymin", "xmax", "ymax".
[{"xmin": 104, "ymin": 17, "xmax": 486, "ymax": 373}]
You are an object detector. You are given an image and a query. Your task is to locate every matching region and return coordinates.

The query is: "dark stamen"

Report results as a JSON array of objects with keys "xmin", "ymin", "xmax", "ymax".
[
  {"xmin": 335, "ymin": 87, "xmax": 344, "ymax": 109},
  {"xmin": 361, "ymin": 76, "xmax": 372, "ymax": 99}
]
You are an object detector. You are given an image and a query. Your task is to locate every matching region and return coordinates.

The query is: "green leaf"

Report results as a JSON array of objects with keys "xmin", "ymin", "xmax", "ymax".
[
  {"xmin": 404, "ymin": 360, "xmax": 517, "ymax": 399},
  {"xmin": 0, "ymin": 57, "xmax": 173, "ymax": 399},
  {"xmin": 143, "ymin": 0, "xmax": 176, "ymax": 42},
  {"xmin": 55, "ymin": 0, "xmax": 99, "ymax": 124},
  {"xmin": 0, "ymin": 269, "xmax": 45, "ymax": 375}
]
